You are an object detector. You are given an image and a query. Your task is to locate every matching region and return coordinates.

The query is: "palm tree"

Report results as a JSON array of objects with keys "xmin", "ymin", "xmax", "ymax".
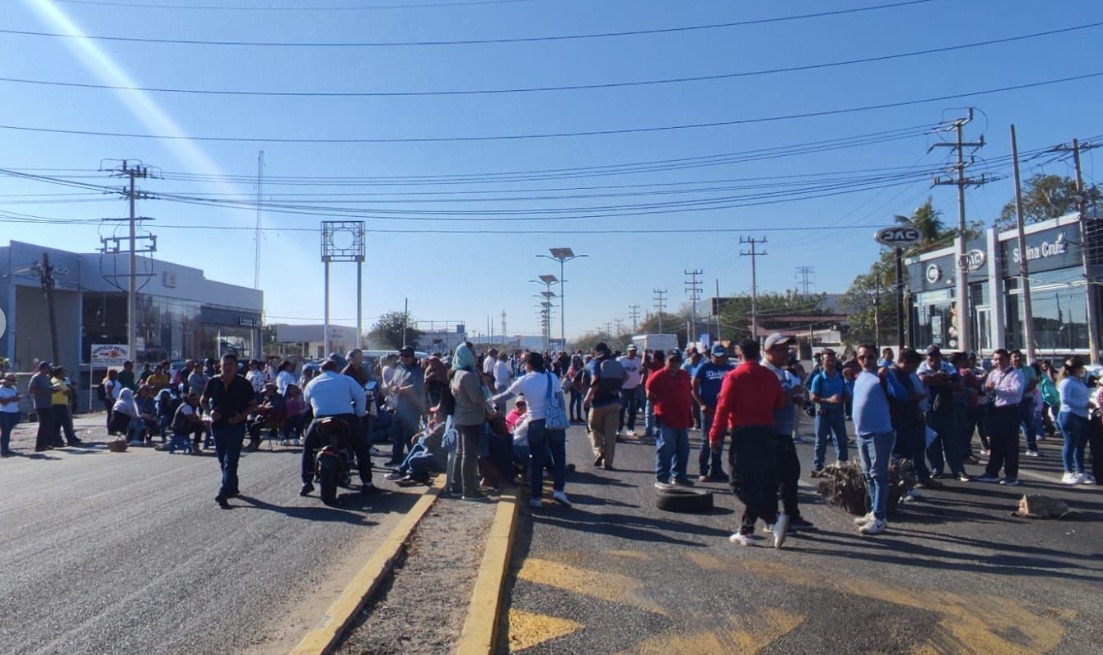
[{"xmin": 895, "ymin": 197, "xmax": 952, "ymax": 253}]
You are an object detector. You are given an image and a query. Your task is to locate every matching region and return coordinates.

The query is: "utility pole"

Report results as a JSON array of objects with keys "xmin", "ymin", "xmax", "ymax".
[
  {"xmin": 103, "ymin": 160, "xmax": 157, "ymax": 362},
  {"xmin": 739, "ymin": 236, "xmax": 768, "ymax": 342},
  {"xmin": 931, "ymin": 109, "xmax": 989, "ymax": 353},
  {"xmin": 613, "ymin": 318, "xmax": 624, "ymax": 340},
  {"xmin": 628, "ymin": 304, "xmax": 641, "ymax": 333},
  {"xmin": 1053, "ymin": 138, "xmax": 1101, "ymax": 364},
  {"xmin": 604, "ymin": 322, "xmax": 613, "ymax": 339},
  {"xmin": 1011, "ymin": 125, "xmax": 1036, "ymax": 361},
  {"xmin": 684, "ymin": 269, "xmax": 703, "ymax": 345},
  {"xmin": 501, "ymin": 311, "xmax": 508, "ymax": 347},
  {"xmin": 795, "ymin": 266, "xmax": 815, "ymax": 296},
  {"xmin": 653, "ymin": 289, "xmax": 668, "ymax": 334},
  {"xmin": 714, "ymin": 279, "xmax": 722, "ymax": 343},
  {"xmin": 33, "ymin": 252, "xmax": 60, "ymax": 364}
]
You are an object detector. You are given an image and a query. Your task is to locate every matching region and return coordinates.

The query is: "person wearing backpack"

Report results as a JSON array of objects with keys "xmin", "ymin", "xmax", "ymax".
[{"xmin": 582, "ymin": 342, "xmax": 626, "ymax": 470}]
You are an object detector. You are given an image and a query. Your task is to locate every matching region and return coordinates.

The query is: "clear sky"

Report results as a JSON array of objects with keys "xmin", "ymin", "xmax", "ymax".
[{"xmin": 2, "ymin": 0, "xmax": 1101, "ymax": 342}]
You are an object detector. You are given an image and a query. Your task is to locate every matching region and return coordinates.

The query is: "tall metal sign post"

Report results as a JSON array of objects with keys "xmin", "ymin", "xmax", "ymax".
[
  {"xmin": 874, "ymin": 226, "xmax": 922, "ymax": 349},
  {"xmin": 321, "ymin": 221, "xmax": 366, "ymax": 355}
]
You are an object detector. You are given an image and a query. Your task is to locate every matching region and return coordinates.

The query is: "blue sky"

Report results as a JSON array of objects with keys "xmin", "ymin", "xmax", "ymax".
[{"xmin": 2, "ymin": 0, "xmax": 1101, "ymax": 342}]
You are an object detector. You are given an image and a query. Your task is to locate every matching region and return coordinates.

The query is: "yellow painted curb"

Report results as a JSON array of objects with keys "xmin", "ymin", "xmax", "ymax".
[
  {"xmin": 289, "ymin": 476, "xmax": 445, "ymax": 655},
  {"xmin": 454, "ymin": 489, "xmax": 521, "ymax": 655}
]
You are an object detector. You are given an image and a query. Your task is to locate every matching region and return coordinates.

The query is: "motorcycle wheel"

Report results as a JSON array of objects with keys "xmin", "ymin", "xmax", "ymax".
[{"xmin": 318, "ymin": 455, "xmax": 340, "ymax": 505}]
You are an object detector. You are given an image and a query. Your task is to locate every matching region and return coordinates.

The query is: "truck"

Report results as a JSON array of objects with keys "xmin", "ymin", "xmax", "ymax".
[{"xmin": 631, "ymin": 334, "xmax": 679, "ymax": 353}]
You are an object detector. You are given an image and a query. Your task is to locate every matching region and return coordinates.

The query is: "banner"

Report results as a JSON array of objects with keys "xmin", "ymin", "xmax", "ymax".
[{"xmin": 91, "ymin": 344, "xmax": 129, "ymax": 367}]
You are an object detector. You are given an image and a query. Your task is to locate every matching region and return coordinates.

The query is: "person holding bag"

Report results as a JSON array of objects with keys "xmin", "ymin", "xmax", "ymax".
[{"xmin": 494, "ymin": 352, "xmax": 571, "ymax": 508}]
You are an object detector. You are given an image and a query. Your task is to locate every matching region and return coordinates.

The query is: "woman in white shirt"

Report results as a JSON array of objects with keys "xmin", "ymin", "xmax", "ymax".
[
  {"xmin": 0, "ymin": 373, "xmax": 21, "ymax": 456},
  {"xmin": 494, "ymin": 352, "xmax": 571, "ymax": 509}
]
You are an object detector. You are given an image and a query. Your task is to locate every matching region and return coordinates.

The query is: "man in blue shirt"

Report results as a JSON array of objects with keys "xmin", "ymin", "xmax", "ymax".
[
  {"xmin": 852, "ymin": 343, "xmax": 910, "ymax": 536},
  {"xmin": 809, "ymin": 349, "xmax": 849, "ymax": 474},
  {"xmin": 693, "ymin": 344, "xmax": 734, "ymax": 482},
  {"xmin": 918, "ymin": 345, "xmax": 969, "ymax": 481},
  {"xmin": 300, "ymin": 359, "xmax": 374, "ymax": 498}
]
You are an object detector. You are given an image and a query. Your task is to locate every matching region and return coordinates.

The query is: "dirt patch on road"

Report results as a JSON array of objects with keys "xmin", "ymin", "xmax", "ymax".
[{"xmin": 335, "ymin": 494, "xmax": 497, "ymax": 655}]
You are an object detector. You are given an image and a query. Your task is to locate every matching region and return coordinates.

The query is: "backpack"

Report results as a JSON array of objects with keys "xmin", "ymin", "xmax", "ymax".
[
  {"xmin": 594, "ymin": 358, "xmax": 625, "ymax": 402},
  {"xmin": 96, "ymin": 381, "xmax": 108, "ymax": 403}
]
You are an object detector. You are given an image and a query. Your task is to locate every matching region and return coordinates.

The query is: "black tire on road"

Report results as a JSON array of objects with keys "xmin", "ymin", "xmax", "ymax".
[
  {"xmin": 655, "ymin": 487, "xmax": 714, "ymax": 513},
  {"xmin": 318, "ymin": 456, "xmax": 339, "ymax": 505}
]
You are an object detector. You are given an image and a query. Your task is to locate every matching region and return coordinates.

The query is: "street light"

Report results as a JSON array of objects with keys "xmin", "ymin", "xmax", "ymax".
[{"xmin": 538, "ymin": 248, "xmax": 587, "ymax": 351}]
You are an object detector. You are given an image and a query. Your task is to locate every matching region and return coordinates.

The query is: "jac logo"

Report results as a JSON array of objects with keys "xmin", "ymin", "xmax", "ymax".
[
  {"xmin": 874, "ymin": 226, "xmax": 922, "ymax": 246},
  {"xmin": 964, "ymin": 249, "xmax": 986, "ymax": 272}
]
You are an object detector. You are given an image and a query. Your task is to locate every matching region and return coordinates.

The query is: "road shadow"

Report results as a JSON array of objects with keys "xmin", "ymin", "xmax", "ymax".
[
  {"xmin": 235, "ymin": 494, "xmax": 375, "ymax": 524},
  {"xmin": 567, "ymin": 470, "xmax": 636, "ymax": 488},
  {"xmin": 533, "ymin": 507, "xmax": 727, "ymax": 547}
]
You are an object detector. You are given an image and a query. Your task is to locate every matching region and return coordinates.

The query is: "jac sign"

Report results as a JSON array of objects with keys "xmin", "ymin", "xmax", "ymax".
[{"xmin": 874, "ymin": 226, "xmax": 922, "ymax": 246}]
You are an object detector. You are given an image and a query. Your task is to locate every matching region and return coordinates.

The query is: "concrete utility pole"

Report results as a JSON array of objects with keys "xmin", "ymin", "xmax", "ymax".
[
  {"xmin": 739, "ymin": 236, "xmax": 768, "ymax": 341},
  {"xmin": 685, "ymin": 269, "xmax": 703, "ymax": 344},
  {"xmin": 103, "ymin": 160, "xmax": 157, "ymax": 362},
  {"xmin": 34, "ymin": 252, "xmax": 60, "ymax": 364},
  {"xmin": 1054, "ymin": 138, "xmax": 1101, "ymax": 364},
  {"xmin": 931, "ymin": 109, "xmax": 989, "ymax": 353},
  {"xmin": 653, "ymin": 289, "xmax": 668, "ymax": 334},
  {"xmin": 628, "ymin": 304, "xmax": 641, "ymax": 333},
  {"xmin": 1010, "ymin": 124, "xmax": 1036, "ymax": 361}
]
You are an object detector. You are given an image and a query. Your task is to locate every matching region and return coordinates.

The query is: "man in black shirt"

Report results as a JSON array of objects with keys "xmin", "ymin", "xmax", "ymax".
[{"xmin": 201, "ymin": 353, "xmax": 258, "ymax": 508}]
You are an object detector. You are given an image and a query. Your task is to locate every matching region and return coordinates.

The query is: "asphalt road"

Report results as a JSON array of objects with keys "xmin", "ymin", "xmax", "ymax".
[
  {"xmin": 0, "ymin": 415, "xmax": 425, "ymax": 655},
  {"xmin": 501, "ymin": 423, "xmax": 1103, "ymax": 655}
]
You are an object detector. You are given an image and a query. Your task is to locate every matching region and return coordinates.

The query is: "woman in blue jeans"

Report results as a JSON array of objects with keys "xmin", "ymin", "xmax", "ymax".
[{"xmin": 1057, "ymin": 357, "xmax": 1095, "ymax": 485}]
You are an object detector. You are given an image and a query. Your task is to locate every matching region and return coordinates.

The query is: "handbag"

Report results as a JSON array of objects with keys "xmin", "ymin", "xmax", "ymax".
[{"xmin": 544, "ymin": 372, "xmax": 570, "ymax": 430}]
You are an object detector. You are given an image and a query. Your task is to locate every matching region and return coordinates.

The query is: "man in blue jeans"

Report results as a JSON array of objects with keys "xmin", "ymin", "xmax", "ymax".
[
  {"xmin": 809, "ymin": 349, "xmax": 849, "ymax": 474},
  {"xmin": 1011, "ymin": 350, "xmax": 1041, "ymax": 457},
  {"xmin": 693, "ymin": 344, "xmax": 733, "ymax": 482},
  {"xmin": 201, "ymin": 354, "xmax": 257, "ymax": 509},
  {"xmin": 852, "ymin": 343, "xmax": 910, "ymax": 536},
  {"xmin": 648, "ymin": 352, "xmax": 694, "ymax": 488}
]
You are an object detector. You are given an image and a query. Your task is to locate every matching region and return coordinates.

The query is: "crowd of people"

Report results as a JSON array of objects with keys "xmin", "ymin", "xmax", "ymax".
[{"xmin": 4, "ymin": 338, "xmax": 1100, "ymax": 531}]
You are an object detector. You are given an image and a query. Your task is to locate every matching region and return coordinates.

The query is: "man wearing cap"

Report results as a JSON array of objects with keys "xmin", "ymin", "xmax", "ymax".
[
  {"xmin": 693, "ymin": 344, "xmax": 734, "ymax": 482},
  {"xmin": 711, "ymin": 339, "xmax": 788, "ymax": 548},
  {"xmin": 387, "ymin": 346, "xmax": 425, "ymax": 466},
  {"xmin": 763, "ymin": 334, "xmax": 814, "ymax": 531},
  {"xmin": 918, "ymin": 345, "xmax": 970, "ymax": 481},
  {"xmin": 582, "ymin": 342, "xmax": 625, "ymax": 469},
  {"xmin": 617, "ymin": 344, "xmax": 644, "ymax": 437},
  {"xmin": 29, "ymin": 361, "xmax": 59, "ymax": 452}
]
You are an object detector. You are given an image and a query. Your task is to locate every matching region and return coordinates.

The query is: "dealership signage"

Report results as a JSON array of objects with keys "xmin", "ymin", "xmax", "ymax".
[
  {"xmin": 874, "ymin": 226, "xmax": 922, "ymax": 247},
  {"xmin": 1011, "ymin": 234, "xmax": 1069, "ymax": 264}
]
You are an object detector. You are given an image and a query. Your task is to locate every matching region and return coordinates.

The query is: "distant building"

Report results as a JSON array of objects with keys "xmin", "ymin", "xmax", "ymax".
[
  {"xmin": 0, "ymin": 240, "xmax": 262, "ymax": 374},
  {"xmin": 270, "ymin": 324, "xmax": 359, "ymax": 360}
]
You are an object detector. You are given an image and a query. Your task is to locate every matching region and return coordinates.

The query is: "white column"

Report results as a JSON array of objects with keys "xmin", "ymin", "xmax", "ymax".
[{"xmin": 986, "ymin": 227, "xmax": 1004, "ymax": 353}]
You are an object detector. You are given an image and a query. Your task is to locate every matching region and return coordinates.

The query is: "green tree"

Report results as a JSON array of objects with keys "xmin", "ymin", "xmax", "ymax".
[
  {"xmin": 894, "ymin": 197, "xmax": 953, "ymax": 254},
  {"xmin": 995, "ymin": 174, "xmax": 1078, "ymax": 231},
  {"xmin": 842, "ymin": 252, "xmax": 898, "ymax": 346},
  {"xmin": 369, "ymin": 311, "xmax": 422, "ymax": 350}
]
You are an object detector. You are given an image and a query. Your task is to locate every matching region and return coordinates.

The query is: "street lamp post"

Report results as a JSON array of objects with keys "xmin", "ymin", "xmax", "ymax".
[{"xmin": 538, "ymin": 248, "xmax": 587, "ymax": 351}]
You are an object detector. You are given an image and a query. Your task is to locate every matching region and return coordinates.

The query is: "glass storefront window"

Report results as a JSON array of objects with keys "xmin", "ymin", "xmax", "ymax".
[
  {"xmin": 1007, "ymin": 269, "xmax": 1089, "ymax": 353},
  {"xmin": 914, "ymin": 289, "xmax": 955, "ymax": 348}
]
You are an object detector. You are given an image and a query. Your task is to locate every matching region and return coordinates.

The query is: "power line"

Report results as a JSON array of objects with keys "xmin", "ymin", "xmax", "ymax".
[
  {"xmin": 4, "ymin": 21, "xmax": 1093, "ymax": 97},
  {"xmin": 4, "ymin": 70, "xmax": 1098, "ymax": 144},
  {"xmin": 53, "ymin": 0, "xmax": 542, "ymax": 9},
  {"xmin": 4, "ymin": 1, "xmax": 935, "ymax": 48}
]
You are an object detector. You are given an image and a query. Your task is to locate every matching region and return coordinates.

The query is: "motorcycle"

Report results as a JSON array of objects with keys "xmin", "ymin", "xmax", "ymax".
[{"xmin": 313, "ymin": 417, "xmax": 356, "ymax": 505}]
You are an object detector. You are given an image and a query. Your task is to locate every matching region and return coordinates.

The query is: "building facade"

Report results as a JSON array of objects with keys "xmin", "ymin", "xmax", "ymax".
[
  {"xmin": 906, "ymin": 213, "xmax": 1102, "ymax": 358},
  {"xmin": 0, "ymin": 241, "xmax": 263, "ymax": 373}
]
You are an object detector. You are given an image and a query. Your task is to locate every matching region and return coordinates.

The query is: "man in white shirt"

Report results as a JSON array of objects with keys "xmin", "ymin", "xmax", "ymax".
[
  {"xmin": 975, "ymin": 349, "xmax": 1025, "ymax": 486},
  {"xmin": 617, "ymin": 345, "xmax": 644, "ymax": 436}
]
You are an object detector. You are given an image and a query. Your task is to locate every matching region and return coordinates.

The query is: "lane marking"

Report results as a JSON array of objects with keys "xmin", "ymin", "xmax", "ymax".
[
  {"xmin": 516, "ymin": 558, "xmax": 668, "ymax": 617},
  {"xmin": 614, "ymin": 607, "xmax": 804, "ymax": 655},
  {"xmin": 455, "ymin": 489, "xmax": 521, "ymax": 655},
  {"xmin": 507, "ymin": 609, "xmax": 583, "ymax": 653},
  {"xmin": 288, "ymin": 477, "xmax": 444, "ymax": 655}
]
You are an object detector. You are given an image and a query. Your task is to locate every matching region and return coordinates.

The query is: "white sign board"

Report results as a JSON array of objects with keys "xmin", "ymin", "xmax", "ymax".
[{"xmin": 91, "ymin": 344, "xmax": 129, "ymax": 367}]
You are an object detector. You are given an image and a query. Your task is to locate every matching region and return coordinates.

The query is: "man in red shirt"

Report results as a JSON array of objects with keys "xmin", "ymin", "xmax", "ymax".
[
  {"xmin": 710, "ymin": 339, "xmax": 786, "ymax": 547},
  {"xmin": 646, "ymin": 352, "xmax": 694, "ymax": 488}
]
